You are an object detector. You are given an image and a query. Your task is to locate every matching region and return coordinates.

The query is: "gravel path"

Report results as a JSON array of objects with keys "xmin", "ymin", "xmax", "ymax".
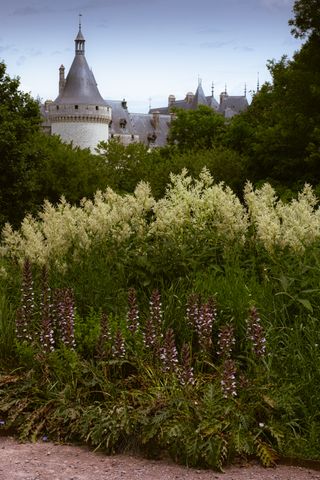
[{"xmin": 1, "ymin": 436, "xmax": 320, "ymax": 480}]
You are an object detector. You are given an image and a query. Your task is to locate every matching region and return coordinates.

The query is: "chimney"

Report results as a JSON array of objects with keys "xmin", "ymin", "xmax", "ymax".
[
  {"xmin": 168, "ymin": 94, "xmax": 176, "ymax": 106},
  {"xmin": 59, "ymin": 65, "xmax": 65, "ymax": 95},
  {"xmin": 152, "ymin": 111, "xmax": 160, "ymax": 129},
  {"xmin": 186, "ymin": 92, "xmax": 194, "ymax": 104}
]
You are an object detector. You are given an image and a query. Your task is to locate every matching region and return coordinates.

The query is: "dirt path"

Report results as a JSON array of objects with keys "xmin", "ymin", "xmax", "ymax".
[{"xmin": 1, "ymin": 436, "xmax": 320, "ymax": 480}]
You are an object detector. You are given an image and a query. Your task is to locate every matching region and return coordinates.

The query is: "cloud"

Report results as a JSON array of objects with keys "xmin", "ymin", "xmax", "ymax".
[
  {"xmin": 26, "ymin": 48, "xmax": 42, "ymax": 57},
  {"xmin": 17, "ymin": 56, "xmax": 26, "ymax": 66},
  {"xmin": 260, "ymin": 0, "xmax": 292, "ymax": 9},
  {"xmin": 233, "ymin": 45, "xmax": 254, "ymax": 52},
  {"xmin": 0, "ymin": 44, "xmax": 19, "ymax": 54},
  {"xmin": 197, "ymin": 27, "xmax": 222, "ymax": 35},
  {"xmin": 200, "ymin": 40, "xmax": 234, "ymax": 49},
  {"xmin": 12, "ymin": 6, "xmax": 53, "ymax": 16}
]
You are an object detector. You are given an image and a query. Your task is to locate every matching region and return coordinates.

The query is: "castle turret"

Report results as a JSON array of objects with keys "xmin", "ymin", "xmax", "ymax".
[
  {"xmin": 59, "ymin": 65, "xmax": 65, "ymax": 95},
  {"xmin": 48, "ymin": 18, "xmax": 111, "ymax": 153}
]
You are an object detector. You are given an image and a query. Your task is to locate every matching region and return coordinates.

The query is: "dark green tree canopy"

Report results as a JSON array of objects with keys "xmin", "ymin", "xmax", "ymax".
[
  {"xmin": 0, "ymin": 62, "xmax": 42, "ymax": 226},
  {"xmin": 167, "ymin": 105, "xmax": 225, "ymax": 152},
  {"xmin": 289, "ymin": 0, "xmax": 320, "ymax": 39}
]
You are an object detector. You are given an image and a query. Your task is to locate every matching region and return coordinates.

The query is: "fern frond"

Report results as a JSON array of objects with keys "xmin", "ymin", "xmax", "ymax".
[{"xmin": 255, "ymin": 439, "xmax": 278, "ymax": 467}]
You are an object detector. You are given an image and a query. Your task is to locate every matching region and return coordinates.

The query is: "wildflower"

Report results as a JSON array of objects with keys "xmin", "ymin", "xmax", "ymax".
[
  {"xmin": 221, "ymin": 358, "xmax": 237, "ymax": 399},
  {"xmin": 112, "ymin": 328, "xmax": 126, "ymax": 358},
  {"xmin": 53, "ymin": 288, "xmax": 76, "ymax": 349},
  {"xmin": 16, "ymin": 258, "xmax": 34, "ymax": 343},
  {"xmin": 217, "ymin": 324, "xmax": 235, "ymax": 358},
  {"xmin": 186, "ymin": 294, "xmax": 216, "ymax": 353},
  {"xmin": 96, "ymin": 312, "xmax": 112, "ymax": 358},
  {"xmin": 160, "ymin": 328, "xmax": 179, "ymax": 373},
  {"xmin": 186, "ymin": 293, "xmax": 201, "ymax": 330},
  {"xmin": 40, "ymin": 266, "xmax": 55, "ymax": 353},
  {"xmin": 127, "ymin": 288, "xmax": 139, "ymax": 333},
  {"xmin": 144, "ymin": 289, "xmax": 163, "ymax": 351},
  {"xmin": 246, "ymin": 306, "xmax": 266, "ymax": 358},
  {"xmin": 179, "ymin": 343, "xmax": 195, "ymax": 386}
]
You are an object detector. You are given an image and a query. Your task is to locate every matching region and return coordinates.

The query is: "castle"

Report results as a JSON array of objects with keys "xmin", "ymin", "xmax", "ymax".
[{"xmin": 42, "ymin": 22, "xmax": 249, "ymax": 153}]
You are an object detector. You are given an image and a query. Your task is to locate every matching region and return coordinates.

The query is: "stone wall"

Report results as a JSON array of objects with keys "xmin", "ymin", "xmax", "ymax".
[{"xmin": 51, "ymin": 121, "xmax": 109, "ymax": 153}]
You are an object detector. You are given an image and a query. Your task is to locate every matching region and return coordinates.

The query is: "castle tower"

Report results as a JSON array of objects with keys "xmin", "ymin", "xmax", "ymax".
[{"xmin": 48, "ymin": 19, "xmax": 111, "ymax": 153}]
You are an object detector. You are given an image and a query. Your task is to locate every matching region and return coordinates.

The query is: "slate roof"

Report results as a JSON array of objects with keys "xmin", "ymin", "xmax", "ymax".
[
  {"xmin": 54, "ymin": 29, "xmax": 107, "ymax": 106},
  {"xmin": 107, "ymin": 99, "xmax": 171, "ymax": 147},
  {"xmin": 218, "ymin": 95, "xmax": 248, "ymax": 116},
  {"xmin": 149, "ymin": 83, "xmax": 248, "ymax": 118},
  {"xmin": 191, "ymin": 82, "xmax": 209, "ymax": 108},
  {"xmin": 130, "ymin": 112, "xmax": 171, "ymax": 147},
  {"xmin": 108, "ymin": 99, "xmax": 135, "ymax": 136}
]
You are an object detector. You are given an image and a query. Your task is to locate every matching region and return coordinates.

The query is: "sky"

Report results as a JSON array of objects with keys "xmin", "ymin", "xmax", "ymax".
[{"xmin": 0, "ymin": 0, "xmax": 302, "ymax": 113}]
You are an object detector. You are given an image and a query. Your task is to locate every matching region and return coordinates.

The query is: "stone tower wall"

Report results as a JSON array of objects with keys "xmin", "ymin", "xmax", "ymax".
[
  {"xmin": 51, "ymin": 121, "xmax": 109, "ymax": 153},
  {"xmin": 49, "ymin": 104, "xmax": 111, "ymax": 153}
]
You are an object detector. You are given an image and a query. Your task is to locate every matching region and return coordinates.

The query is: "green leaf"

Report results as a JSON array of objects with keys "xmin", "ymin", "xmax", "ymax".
[{"xmin": 297, "ymin": 298, "xmax": 313, "ymax": 313}]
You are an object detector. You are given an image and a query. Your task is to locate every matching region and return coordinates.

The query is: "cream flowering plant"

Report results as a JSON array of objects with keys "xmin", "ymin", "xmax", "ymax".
[{"xmin": 244, "ymin": 181, "xmax": 320, "ymax": 254}]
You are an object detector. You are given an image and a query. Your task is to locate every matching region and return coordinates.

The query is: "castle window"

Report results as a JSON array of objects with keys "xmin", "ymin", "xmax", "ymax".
[
  {"xmin": 56, "ymin": 105, "xmax": 59, "ymax": 110},
  {"xmin": 147, "ymin": 132, "xmax": 157, "ymax": 144},
  {"xmin": 75, "ymin": 105, "xmax": 78, "ymax": 110},
  {"xmin": 119, "ymin": 118, "xmax": 127, "ymax": 129},
  {"xmin": 96, "ymin": 106, "xmax": 99, "ymax": 111}
]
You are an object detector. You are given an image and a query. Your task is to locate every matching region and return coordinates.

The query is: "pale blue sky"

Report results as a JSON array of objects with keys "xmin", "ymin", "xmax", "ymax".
[{"xmin": 0, "ymin": 0, "xmax": 301, "ymax": 112}]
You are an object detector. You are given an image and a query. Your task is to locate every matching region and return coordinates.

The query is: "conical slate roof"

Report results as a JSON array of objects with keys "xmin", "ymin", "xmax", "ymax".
[
  {"xmin": 54, "ymin": 28, "xmax": 107, "ymax": 106},
  {"xmin": 191, "ymin": 82, "xmax": 209, "ymax": 108}
]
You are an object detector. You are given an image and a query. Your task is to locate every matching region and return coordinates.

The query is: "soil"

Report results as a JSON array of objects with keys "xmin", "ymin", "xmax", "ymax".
[{"xmin": 1, "ymin": 436, "xmax": 320, "ymax": 480}]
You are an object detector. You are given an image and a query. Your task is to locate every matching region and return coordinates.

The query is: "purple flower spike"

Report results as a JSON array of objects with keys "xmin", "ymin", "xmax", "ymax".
[{"xmin": 246, "ymin": 306, "xmax": 266, "ymax": 358}]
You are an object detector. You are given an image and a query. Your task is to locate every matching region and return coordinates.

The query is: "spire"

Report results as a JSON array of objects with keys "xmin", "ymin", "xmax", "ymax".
[
  {"xmin": 211, "ymin": 81, "xmax": 214, "ymax": 97},
  {"xmin": 244, "ymin": 83, "xmax": 247, "ymax": 97},
  {"xmin": 75, "ymin": 14, "xmax": 85, "ymax": 55},
  {"xmin": 257, "ymin": 72, "xmax": 260, "ymax": 93},
  {"xmin": 54, "ymin": 16, "xmax": 107, "ymax": 106}
]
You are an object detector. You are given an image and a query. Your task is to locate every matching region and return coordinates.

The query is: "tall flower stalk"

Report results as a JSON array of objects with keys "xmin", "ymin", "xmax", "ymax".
[
  {"xmin": 127, "ymin": 288, "xmax": 139, "ymax": 334},
  {"xmin": 246, "ymin": 306, "xmax": 266, "ymax": 358},
  {"xmin": 179, "ymin": 342, "xmax": 195, "ymax": 386},
  {"xmin": 112, "ymin": 328, "xmax": 126, "ymax": 359},
  {"xmin": 96, "ymin": 312, "xmax": 111, "ymax": 359},
  {"xmin": 160, "ymin": 328, "xmax": 179, "ymax": 373},
  {"xmin": 53, "ymin": 288, "xmax": 76, "ymax": 350},
  {"xmin": 39, "ymin": 266, "xmax": 55, "ymax": 353},
  {"xmin": 16, "ymin": 258, "xmax": 34, "ymax": 343},
  {"xmin": 144, "ymin": 289, "xmax": 163, "ymax": 353},
  {"xmin": 186, "ymin": 294, "xmax": 216, "ymax": 353},
  {"xmin": 217, "ymin": 323, "xmax": 237, "ymax": 398}
]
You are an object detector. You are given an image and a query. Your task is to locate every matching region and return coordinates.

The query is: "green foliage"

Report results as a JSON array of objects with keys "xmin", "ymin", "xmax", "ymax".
[
  {"xmin": 32, "ymin": 134, "xmax": 107, "ymax": 207},
  {"xmin": 0, "ymin": 62, "xmax": 41, "ymax": 226},
  {"xmin": 167, "ymin": 105, "xmax": 225, "ymax": 152},
  {"xmin": 225, "ymin": 34, "xmax": 320, "ymax": 192},
  {"xmin": 289, "ymin": 0, "xmax": 320, "ymax": 39}
]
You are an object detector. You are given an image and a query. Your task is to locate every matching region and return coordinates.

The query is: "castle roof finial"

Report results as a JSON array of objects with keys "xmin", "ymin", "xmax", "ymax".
[
  {"xmin": 257, "ymin": 72, "xmax": 260, "ymax": 93},
  {"xmin": 75, "ymin": 14, "xmax": 85, "ymax": 55},
  {"xmin": 244, "ymin": 82, "xmax": 247, "ymax": 97},
  {"xmin": 211, "ymin": 81, "xmax": 214, "ymax": 97}
]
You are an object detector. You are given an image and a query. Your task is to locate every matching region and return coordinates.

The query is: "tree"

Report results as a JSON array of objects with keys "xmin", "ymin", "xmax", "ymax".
[
  {"xmin": 289, "ymin": 0, "xmax": 320, "ymax": 39},
  {"xmin": 0, "ymin": 62, "xmax": 42, "ymax": 226},
  {"xmin": 167, "ymin": 105, "xmax": 225, "ymax": 152}
]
